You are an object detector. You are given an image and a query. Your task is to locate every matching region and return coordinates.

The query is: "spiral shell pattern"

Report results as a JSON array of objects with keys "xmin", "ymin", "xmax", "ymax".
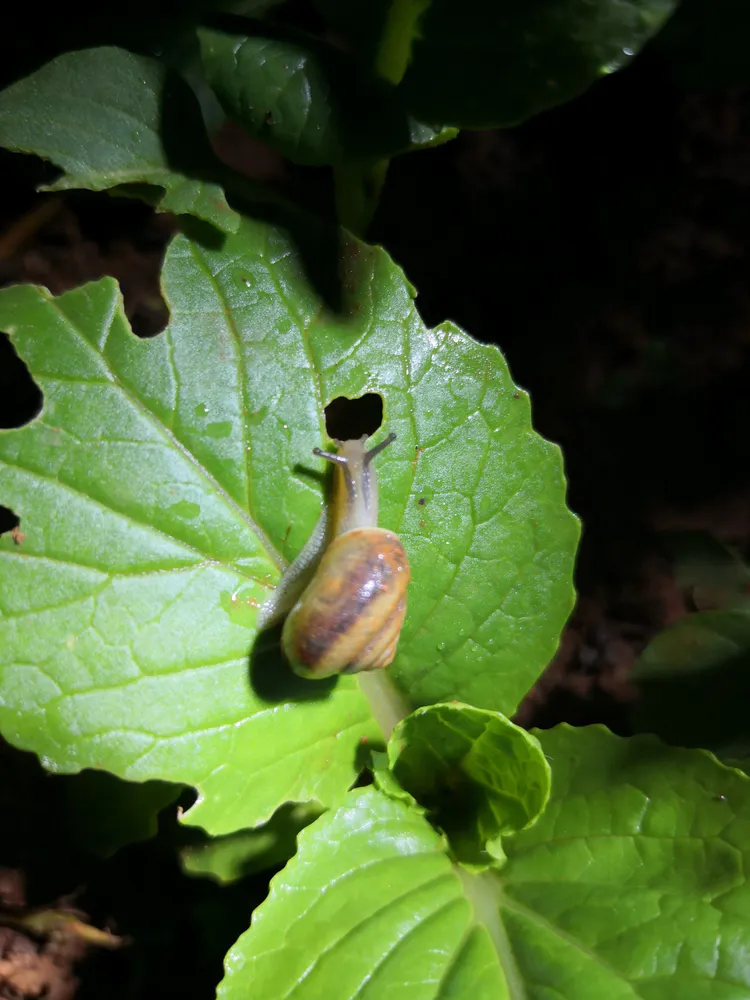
[{"xmin": 282, "ymin": 527, "xmax": 410, "ymax": 678}]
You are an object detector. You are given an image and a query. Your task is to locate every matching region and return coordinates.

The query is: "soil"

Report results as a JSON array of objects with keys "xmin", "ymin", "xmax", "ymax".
[{"xmin": 2, "ymin": 37, "xmax": 750, "ymax": 1000}]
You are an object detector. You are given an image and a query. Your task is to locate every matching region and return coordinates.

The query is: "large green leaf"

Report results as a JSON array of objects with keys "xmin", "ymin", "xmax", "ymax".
[
  {"xmin": 318, "ymin": 0, "xmax": 677, "ymax": 128},
  {"xmin": 220, "ymin": 787, "xmax": 510, "ymax": 999},
  {"xmin": 198, "ymin": 24, "xmax": 456, "ymax": 166},
  {"xmin": 500, "ymin": 726, "xmax": 750, "ymax": 998},
  {"xmin": 0, "ymin": 47, "xmax": 240, "ymax": 233},
  {"xmin": 0, "ymin": 218, "xmax": 577, "ymax": 834},
  {"xmin": 219, "ymin": 726, "xmax": 750, "ymax": 999}
]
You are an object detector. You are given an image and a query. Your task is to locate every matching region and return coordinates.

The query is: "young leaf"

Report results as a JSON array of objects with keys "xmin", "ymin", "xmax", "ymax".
[
  {"xmin": 0, "ymin": 47, "xmax": 240, "ymax": 234},
  {"xmin": 220, "ymin": 727, "xmax": 750, "ymax": 999},
  {"xmin": 319, "ymin": 0, "xmax": 679, "ymax": 128},
  {"xmin": 198, "ymin": 25, "xmax": 456, "ymax": 166},
  {"xmin": 388, "ymin": 703, "xmax": 550, "ymax": 864},
  {"xmin": 0, "ymin": 217, "xmax": 577, "ymax": 834}
]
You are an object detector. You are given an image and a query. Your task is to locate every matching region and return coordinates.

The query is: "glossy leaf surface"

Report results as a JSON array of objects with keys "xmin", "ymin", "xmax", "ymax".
[
  {"xmin": 0, "ymin": 217, "xmax": 577, "ymax": 834},
  {"xmin": 220, "ymin": 787, "xmax": 510, "ymax": 999},
  {"xmin": 220, "ymin": 726, "xmax": 750, "ymax": 998}
]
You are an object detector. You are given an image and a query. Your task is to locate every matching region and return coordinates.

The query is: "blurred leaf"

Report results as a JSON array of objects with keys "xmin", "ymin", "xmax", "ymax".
[
  {"xmin": 312, "ymin": 0, "xmax": 390, "ymax": 69},
  {"xmin": 388, "ymin": 702, "xmax": 550, "ymax": 864},
  {"xmin": 0, "ymin": 47, "xmax": 240, "ymax": 233},
  {"xmin": 653, "ymin": 0, "xmax": 750, "ymax": 90},
  {"xmin": 663, "ymin": 531, "xmax": 750, "ymax": 612},
  {"xmin": 400, "ymin": 0, "xmax": 677, "ymax": 128},
  {"xmin": 320, "ymin": 0, "xmax": 677, "ymax": 129},
  {"xmin": 199, "ymin": 24, "xmax": 456, "ymax": 166},
  {"xmin": 14, "ymin": 908, "xmax": 127, "ymax": 948},
  {"xmin": 632, "ymin": 609, "xmax": 750, "ymax": 754},
  {"xmin": 724, "ymin": 756, "xmax": 750, "ymax": 775},
  {"xmin": 180, "ymin": 803, "xmax": 321, "ymax": 882}
]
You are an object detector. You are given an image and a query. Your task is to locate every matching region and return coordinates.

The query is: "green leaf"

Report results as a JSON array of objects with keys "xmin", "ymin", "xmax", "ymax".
[
  {"xmin": 0, "ymin": 217, "xmax": 577, "ymax": 834},
  {"xmin": 500, "ymin": 725, "xmax": 750, "ymax": 998},
  {"xmin": 0, "ymin": 47, "xmax": 240, "ymax": 233},
  {"xmin": 663, "ymin": 531, "xmax": 750, "ymax": 612},
  {"xmin": 320, "ymin": 0, "xmax": 678, "ymax": 129},
  {"xmin": 371, "ymin": 748, "xmax": 419, "ymax": 805},
  {"xmin": 388, "ymin": 703, "xmax": 550, "ymax": 864},
  {"xmin": 632, "ymin": 609, "xmax": 750, "ymax": 755},
  {"xmin": 221, "ymin": 727, "xmax": 750, "ymax": 998},
  {"xmin": 219, "ymin": 787, "xmax": 509, "ymax": 999},
  {"xmin": 62, "ymin": 769, "xmax": 183, "ymax": 857},
  {"xmin": 180, "ymin": 802, "xmax": 321, "ymax": 883},
  {"xmin": 198, "ymin": 25, "xmax": 456, "ymax": 166}
]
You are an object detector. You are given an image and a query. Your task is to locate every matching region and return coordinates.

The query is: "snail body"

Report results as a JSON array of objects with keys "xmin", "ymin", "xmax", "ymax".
[{"xmin": 260, "ymin": 432, "xmax": 410, "ymax": 679}]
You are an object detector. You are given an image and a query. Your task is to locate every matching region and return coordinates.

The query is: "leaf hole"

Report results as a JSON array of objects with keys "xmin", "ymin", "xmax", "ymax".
[
  {"xmin": 0, "ymin": 333, "xmax": 42, "ymax": 428},
  {"xmin": 323, "ymin": 393, "xmax": 383, "ymax": 441},
  {"xmin": 0, "ymin": 506, "xmax": 20, "ymax": 537},
  {"xmin": 66, "ymin": 194, "xmax": 173, "ymax": 339}
]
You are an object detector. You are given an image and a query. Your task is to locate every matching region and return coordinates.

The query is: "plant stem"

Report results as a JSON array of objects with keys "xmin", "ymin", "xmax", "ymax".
[
  {"xmin": 456, "ymin": 868, "xmax": 524, "ymax": 996},
  {"xmin": 334, "ymin": 160, "xmax": 389, "ymax": 237},
  {"xmin": 335, "ymin": 0, "xmax": 428, "ymax": 235},
  {"xmin": 374, "ymin": 0, "xmax": 430, "ymax": 86},
  {"xmin": 357, "ymin": 671, "xmax": 412, "ymax": 740}
]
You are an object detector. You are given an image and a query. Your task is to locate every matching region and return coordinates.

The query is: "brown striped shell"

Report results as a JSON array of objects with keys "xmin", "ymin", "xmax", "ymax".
[{"xmin": 281, "ymin": 526, "xmax": 410, "ymax": 678}]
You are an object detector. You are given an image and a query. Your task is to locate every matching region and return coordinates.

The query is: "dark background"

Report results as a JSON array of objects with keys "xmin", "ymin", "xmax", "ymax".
[{"xmin": 1, "ymin": 1, "xmax": 750, "ymax": 997}]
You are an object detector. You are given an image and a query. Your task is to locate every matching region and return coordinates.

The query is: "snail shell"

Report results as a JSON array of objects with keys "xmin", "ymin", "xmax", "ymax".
[
  {"xmin": 283, "ymin": 527, "xmax": 409, "ymax": 678},
  {"xmin": 259, "ymin": 431, "xmax": 410, "ymax": 679}
]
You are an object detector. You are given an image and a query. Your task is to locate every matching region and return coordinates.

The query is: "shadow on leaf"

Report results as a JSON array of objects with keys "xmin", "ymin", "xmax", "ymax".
[{"xmin": 249, "ymin": 624, "xmax": 336, "ymax": 704}]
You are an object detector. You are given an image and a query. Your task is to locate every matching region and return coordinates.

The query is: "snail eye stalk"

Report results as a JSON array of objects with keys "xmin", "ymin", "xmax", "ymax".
[{"xmin": 364, "ymin": 432, "xmax": 396, "ymax": 466}]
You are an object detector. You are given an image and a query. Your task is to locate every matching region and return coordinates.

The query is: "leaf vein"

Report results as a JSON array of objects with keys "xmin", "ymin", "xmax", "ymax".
[{"xmin": 41, "ymin": 293, "xmax": 283, "ymax": 573}]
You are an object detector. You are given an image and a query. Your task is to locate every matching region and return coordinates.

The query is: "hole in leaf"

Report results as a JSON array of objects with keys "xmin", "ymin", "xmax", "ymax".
[
  {"xmin": 65, "ymin": 192, "xmax": 172, "ymax": 340},
  {"xmin": 0, "ymin": 506, "xmax": 19, "ymax": 536},
  {"xmin": 323, "ymin": 393, "xmax": 383, "ymax": 441},
  {"xmin": 0, "ymin": 333, "xmax": 42, "ymax": 428}
]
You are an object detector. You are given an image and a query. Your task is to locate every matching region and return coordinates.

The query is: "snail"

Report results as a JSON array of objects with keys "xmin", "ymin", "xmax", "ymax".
[{"xmin": 258, "ymin": 431, "xmax": 410, "ymax": 679}]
